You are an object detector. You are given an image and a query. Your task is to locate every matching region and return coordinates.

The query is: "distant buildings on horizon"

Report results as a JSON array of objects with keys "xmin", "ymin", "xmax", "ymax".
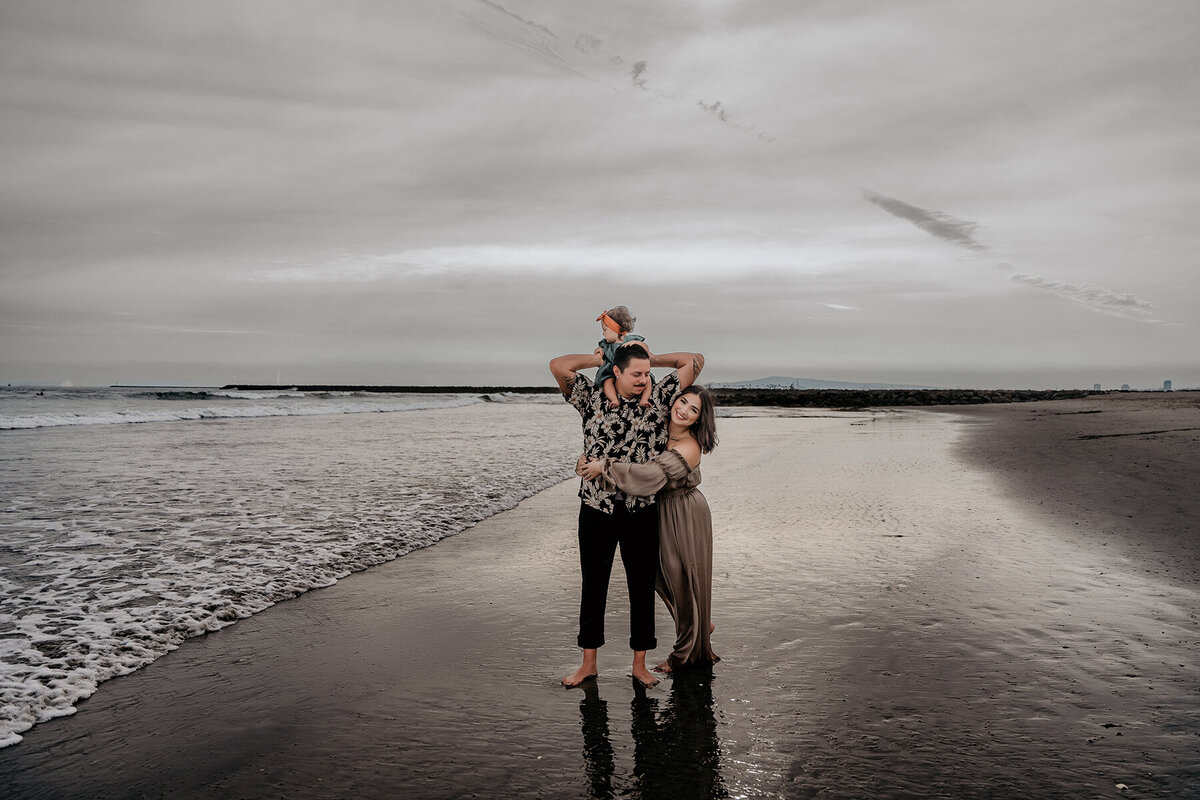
[
  {"xmin": 708, "ymin": 375, "xmax": 939, "ymax": 391},
  {"xmin": 717, "ymin": 376, "xmax": 1190, "ymax": 392},
  {"xmin": 1094, "ymin": 380, "xmax": 1173, "ymax": 392}
]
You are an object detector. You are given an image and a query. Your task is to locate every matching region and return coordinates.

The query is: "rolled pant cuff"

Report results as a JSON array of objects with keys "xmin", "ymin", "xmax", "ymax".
[{"xmin": 629, "ymin": 637, "xmax": 657, "ymax": 651}]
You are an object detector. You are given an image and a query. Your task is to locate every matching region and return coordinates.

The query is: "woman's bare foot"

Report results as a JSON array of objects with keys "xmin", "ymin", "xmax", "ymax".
[
  {"xmin": 652, "ymin": 659, "xmax": 673, "ymax": 674},
  {"xmin": 710, "ymin": 622, "xmax": 716, "ymax": 634}
]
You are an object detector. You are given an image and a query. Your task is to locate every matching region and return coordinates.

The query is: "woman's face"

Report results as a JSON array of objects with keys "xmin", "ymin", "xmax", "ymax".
[{"xmin": 672, "ymin": 392, "xmax": 702, "ymax": 427}]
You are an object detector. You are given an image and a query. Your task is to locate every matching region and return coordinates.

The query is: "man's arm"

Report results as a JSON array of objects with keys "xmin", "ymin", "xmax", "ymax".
[
  {"xmin": 549, "ymin": 352, "xmax": 602, "ymax": 397},
  {"xmin": 649, "ymin": 351, "xmax": 705, "ymax": 390}
]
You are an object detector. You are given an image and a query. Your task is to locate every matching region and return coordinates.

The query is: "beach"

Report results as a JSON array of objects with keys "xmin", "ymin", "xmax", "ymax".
[{"xmin": 1, "ymin": 393, "xmax": 1197, "ymax": 798}]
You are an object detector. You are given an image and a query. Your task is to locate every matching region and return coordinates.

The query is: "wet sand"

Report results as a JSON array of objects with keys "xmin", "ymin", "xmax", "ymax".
[
  {"xmin": 1, "ymin": 395, "xmax": 1197, "ymax": 799},
  {"xmin": 948, "ymin": 392, "xmax": 1200, "ymax": 588}
]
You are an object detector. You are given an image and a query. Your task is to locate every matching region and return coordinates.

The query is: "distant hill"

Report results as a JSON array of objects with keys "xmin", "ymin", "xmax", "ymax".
[{"xmin": 709, "ymin": 375, "xmax": 939, "ymax": 390}]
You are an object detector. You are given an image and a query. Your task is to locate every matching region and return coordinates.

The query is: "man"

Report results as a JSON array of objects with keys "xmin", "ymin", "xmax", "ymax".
[{"xmin": 549, "ymin": 342, "xmax": 704, "ymax": 688}]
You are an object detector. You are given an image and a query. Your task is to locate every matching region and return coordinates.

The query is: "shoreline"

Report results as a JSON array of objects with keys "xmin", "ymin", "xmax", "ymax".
[
  {"xmin": 1, "ymin": 398, "xmax": 1196, "ymax": 798},
  {"xmin": 217, "ymin": 383, "xmax": 1129, "ymax": 409}
]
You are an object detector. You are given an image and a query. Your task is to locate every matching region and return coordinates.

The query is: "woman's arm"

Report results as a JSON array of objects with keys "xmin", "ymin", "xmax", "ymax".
[
  {"xmin": 581, "ymin": 458, "xmax": 606, "ymax": 480},
  {"xmin": 582, "ymin": 452, "xmax": 687, "ymax": 497}
]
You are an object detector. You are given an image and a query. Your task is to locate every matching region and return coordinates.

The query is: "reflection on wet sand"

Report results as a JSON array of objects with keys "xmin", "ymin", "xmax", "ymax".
[
  {"xmin": 579, "ymin": 681, "xmax": 616, "ymax": 799},
  {"xmin": 578, "ymin": 668, "xmax": 727, "ymax": 800}
]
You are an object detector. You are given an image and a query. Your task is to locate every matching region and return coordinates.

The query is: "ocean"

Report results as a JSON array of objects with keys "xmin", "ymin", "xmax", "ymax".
[{"xmin": 0, "ymin": 386, "xmax": 582, "ymax": 747}]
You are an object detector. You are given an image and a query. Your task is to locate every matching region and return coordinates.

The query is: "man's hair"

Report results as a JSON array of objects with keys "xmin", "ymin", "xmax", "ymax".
[{"xmin": 613, "ymin": 343, "xmax": 650, "ymax": 372}]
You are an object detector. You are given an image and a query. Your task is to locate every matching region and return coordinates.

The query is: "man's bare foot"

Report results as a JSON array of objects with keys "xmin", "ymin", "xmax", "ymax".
[
  {"xmin": 631, "ymin": 664, "xmax": 659, "ymax": 687},
  {"xmin": 561, "ymin": 665, "xmax": 598, "ymax": 688}
]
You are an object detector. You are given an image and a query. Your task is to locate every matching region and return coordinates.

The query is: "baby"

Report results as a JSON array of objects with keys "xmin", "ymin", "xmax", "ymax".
[{"xmin": 594, "ymin": 306, "xmax": 652, "ymax": 409}]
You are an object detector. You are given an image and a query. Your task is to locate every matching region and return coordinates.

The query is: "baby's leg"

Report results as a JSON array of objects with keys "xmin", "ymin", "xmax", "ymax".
[
  {"xmin": 602, "ymin": 377, "xmax": 620, "ymax": 410},
  {"xmin": 638, "ymin": 381, "xmax": 652, "ymax": 407}
]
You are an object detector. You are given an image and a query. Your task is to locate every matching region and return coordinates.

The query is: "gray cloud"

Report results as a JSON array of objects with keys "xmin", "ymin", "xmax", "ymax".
[
  {"xmin": 864, "ymin": 191, "xmax": 1164, "ymax": 322},
  {"xmin": 862, "ymin": 189, "xmax": 986, "ymax": 250},
  {"xmin": 575, "ymin": 34, "xmax": 602, "ymax": 54},
  {"xmin": 696, "ymin": 99, "xmax": 774, "ymax": 141},
  {"xmin": 698, "ymin": 100, "xmax": 728, "ymax": 123},
  {"xmin": 631, "ymin": 60, "xmax": 648, "ymax": 88},
  {"xmin": 476, "ymin": 0, "xmax": 555, "ymax": 37},
  {"xmin": 449, "ymin": 0, "xmax": 770, "ymax": 139},
  {"xmin": 1008, "ymin": 273, "xmax": 1157, "ymax": 320},
  {"xmin": 449, "ymin": 0, "xmax": 579, "ymax": 75}
]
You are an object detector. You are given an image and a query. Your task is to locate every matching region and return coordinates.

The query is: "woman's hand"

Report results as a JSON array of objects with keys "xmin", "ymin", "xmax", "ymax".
[
  {"xmin": 575, "ymin": 453, "xmax": 589, "ymax": 476},
  {"xmin": 581, "ymin": 458, "xmax": 606, "ymax": 481}
]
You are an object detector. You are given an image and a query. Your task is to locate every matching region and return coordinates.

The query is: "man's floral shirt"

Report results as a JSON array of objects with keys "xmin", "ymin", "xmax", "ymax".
[{"xmin": 568, "ymin": 370, "xmax": 680, "ymax": 514}]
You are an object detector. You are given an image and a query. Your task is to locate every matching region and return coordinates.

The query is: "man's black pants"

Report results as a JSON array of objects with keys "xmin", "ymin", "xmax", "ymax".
[{"xmin": 577, "ymin": 502, "xmax": 659, "ymax": 651}]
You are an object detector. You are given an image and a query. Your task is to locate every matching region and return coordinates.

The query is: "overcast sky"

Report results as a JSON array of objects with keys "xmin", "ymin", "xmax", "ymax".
[{"xmin": 2, "ymin": 0, "xmax": 1197, "ymax": 389}]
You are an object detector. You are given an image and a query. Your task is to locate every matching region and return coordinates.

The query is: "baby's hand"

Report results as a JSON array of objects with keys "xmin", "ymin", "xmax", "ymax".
[{"xmin": 619, "ymin": 339, "xmax": 650, "ymax": 358}]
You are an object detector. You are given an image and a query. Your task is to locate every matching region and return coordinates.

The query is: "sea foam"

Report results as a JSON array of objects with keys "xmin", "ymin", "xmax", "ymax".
[
  {"xmin": 0, "ymin": 390, "xmax": 509, "ymax": 430},
  {"xmin": 0, "ymin": 399, "xmax": 581, "ymax": 747}
]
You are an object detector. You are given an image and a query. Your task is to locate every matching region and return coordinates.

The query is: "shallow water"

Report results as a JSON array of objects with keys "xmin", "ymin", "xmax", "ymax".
[{"xmin": 0, "ymin": 398, "xmax": 578, "ymax": 746}]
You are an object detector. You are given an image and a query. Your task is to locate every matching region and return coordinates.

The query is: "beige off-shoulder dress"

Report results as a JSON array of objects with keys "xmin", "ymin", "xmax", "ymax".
[{"xmin": 599, "ymin": 449, "xmax": 718, "ymax": 670}]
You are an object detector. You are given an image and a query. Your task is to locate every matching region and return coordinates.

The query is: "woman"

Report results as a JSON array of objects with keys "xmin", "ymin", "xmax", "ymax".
[{"xmin": 581, "ymin": 385, "xmax": 719, "ymax": 673}]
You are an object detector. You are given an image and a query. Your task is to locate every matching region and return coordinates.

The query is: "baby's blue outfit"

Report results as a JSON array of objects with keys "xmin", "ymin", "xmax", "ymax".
[{"xmin": 595, "ymin": 334, "xmax": 648, "ymax": 386}]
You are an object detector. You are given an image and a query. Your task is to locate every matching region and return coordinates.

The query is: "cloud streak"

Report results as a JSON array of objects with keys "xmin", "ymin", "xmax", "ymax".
[
  {"xmin": 861, "ymin": 189, "xmax": 986, "ymax": 250},
  {"xmin": 241, "ymin": 241, "xmax": 844, "ymax": 283},
  {"xmin": 863, "ymin": 190, "xmax": 1162, "ymax": 322},
  {"xmin": 449, "ymin": 0, "xmax": 772, "ymax": 140},
  {"xmin": 1008, "ymin": 273, "xmax": 1157, "ymax": 320}
]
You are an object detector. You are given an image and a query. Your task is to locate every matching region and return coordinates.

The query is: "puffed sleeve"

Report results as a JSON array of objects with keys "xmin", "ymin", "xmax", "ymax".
[{"xmin": 598, "ymin": 450, "xmax": 690, "ymax": 497}]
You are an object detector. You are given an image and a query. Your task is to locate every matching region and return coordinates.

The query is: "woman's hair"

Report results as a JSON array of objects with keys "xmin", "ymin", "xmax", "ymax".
[{"xmin": 679, "ymin": 385, "xmax": 718, "ymax": 454}]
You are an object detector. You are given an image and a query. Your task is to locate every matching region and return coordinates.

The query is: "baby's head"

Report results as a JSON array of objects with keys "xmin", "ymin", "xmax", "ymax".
[{"xmin": 597, "ymin": 306, "xmax": 636, "ymax": 343}]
